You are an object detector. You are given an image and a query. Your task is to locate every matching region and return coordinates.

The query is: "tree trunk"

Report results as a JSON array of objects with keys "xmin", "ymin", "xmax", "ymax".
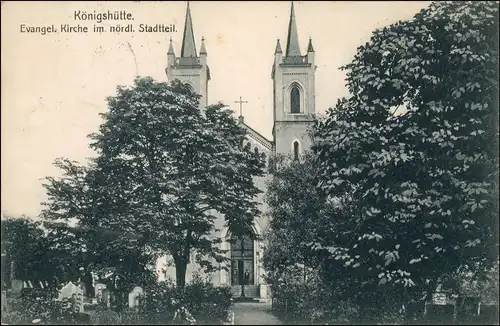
[
  {"xmin": 175, "ymin": 261, "xmax": 187, "ymax": 288},
  {"xmin": 175, "ymin": 260, "xmax": 187, "ymax": 288}
]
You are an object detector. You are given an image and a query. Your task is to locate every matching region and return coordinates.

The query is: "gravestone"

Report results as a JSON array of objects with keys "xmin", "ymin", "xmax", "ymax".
[
  {"xmin": 58, "ymin": 282, "xmax": 84, "ymax": 313},
  {"xmin": 102, "ymin": 289, "xmax": 110, "ymax": 308},
  {"xmin": 20, "ymin": 280, "xmax": 35, "ymax": 299},
  {"xmin": 11, "ymin": 279, "xmax": 23, "ymax": 296},
  {"xmin": 128, "ymin": 286, "xmax": 144, "ymax": 311},
  {"xmin": 432, "ymin": 292, "xmax": 448, "ymax": 305},
  {"xmin": 94, "ymin": 283, "xmax": 106, "ymax": 305}
]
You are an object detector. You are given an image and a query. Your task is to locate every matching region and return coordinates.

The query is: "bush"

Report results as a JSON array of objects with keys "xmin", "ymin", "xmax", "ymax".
[
  {"xmin": 271, "ymin": 280, "xmax": 328, "ymax": 324},
  {"xmin": 139, "ymin": 274, "xmax": 233, "ymax": 325},
  {"xmin": 271, "ymin": 279, "xmax": 377, "ymax": 325},
  {"xmin": 2, "ymin": 289, "xmax": 80, "ymax": 325}
]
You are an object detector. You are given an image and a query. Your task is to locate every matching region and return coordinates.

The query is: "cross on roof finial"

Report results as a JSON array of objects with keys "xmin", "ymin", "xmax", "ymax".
[{"xmin": 235, "ymin": 96, "xmax": 248, "ymax": 119}]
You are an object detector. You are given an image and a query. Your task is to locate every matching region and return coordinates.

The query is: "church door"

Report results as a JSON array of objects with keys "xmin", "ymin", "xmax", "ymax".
[{"xmin": 230, "ymin": 233, "xmax": 254, "ymax": 286}]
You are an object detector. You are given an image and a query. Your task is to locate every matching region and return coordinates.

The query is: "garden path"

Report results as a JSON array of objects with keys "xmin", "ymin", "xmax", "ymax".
[{"xmin": 232, "ymin": 302, "xmax": 283, "ymax": 325}]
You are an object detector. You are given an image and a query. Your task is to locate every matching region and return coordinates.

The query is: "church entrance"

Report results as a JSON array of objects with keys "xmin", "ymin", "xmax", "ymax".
[{"xmin": 230, "ymin": 232, "xmax": 254, "ymax": 286}]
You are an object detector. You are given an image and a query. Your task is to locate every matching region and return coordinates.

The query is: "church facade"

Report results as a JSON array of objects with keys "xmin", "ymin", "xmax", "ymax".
[{"xmin": 157, "ymin": 2, "xmax": 316, "ymax": 298}]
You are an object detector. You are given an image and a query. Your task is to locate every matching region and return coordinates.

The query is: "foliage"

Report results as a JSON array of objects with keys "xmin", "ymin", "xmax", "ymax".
[
  {"xmin": 1, "ymin": 289, "xmax": 80, "ymax": 325},
  {"xmin": 1, "ymin": 216, "xmax": 81, "ymax": 287},
  {"xmin": 139, "ymin": 274, "xmax": 233, "ymax": 325},
  {"xmin": 41, "ymin": 77, "xmax": 266, "ymax": 287},
  {"xmin": 311, "ymin": 0, "xmax": 499, "ymax": 313},
  {"xmin": 40, "ymin": 156, "xmax": 157, "ymax": 287},
  {"xmin": 457, "ymin": 258, "xmax": 499, "ymax": 304},
  {"xmin": 264, "ymin": 153, "xmax": 361, "ymax": 324},
  {"xmin": 1, "ymin": 217, "xmax": 46, "ymax": 284},
  {"xmin": 263, "ymin": 152, "xmax": 339, "ymax": 285}
]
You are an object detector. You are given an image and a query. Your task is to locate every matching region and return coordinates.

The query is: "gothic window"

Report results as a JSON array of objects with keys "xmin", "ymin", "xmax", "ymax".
[
  {"xmin": 290, "ymin": 86, "xmax": 301, "ymax": 113},
  {"xmin": 293, "ymin": 141, "xmax": 300, "ymax": 160}
]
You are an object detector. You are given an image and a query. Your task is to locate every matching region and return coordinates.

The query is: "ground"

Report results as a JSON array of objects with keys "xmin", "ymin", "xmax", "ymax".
[{"xmin": 232, "ymin": 302, "xmax": 283, "ymax": 325}]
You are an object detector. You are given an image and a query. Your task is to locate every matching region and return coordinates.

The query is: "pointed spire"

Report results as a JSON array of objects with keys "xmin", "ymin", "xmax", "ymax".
[
  {"xmin": 181, "ymin": 1, "xmax": 197, "ymax": 58},
  {"xmin": 307, "ymin": 37, "xmax": 314, "ymax": 52},
  {"xmin": 168, "ymin": 37, "xmax": 175, "ymax": 55},
  {"xmin": 285, "ymin": 1, "xmax": 301, "ymax": 57},
  {"xmin": 275, "ymin": 39, "xmax": 283, "ymax": 54},
  {"xmin": 200, "ymin": 37, "xmax": 207, "ymax": 55}
]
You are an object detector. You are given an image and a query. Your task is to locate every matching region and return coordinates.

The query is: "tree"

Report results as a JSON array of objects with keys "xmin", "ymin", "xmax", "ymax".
[
  {"xmin": 0, "ymin": 216, "xmax": 80, "ymax": 287},
  {"xmin": 311, "ymin": 0, "xmax": 499, "ymax": 314},
  {"xmin": 263, "ymin": 152, "xmax": 337, "ymax": 283},
  {"xmin": 1, "ymin": 217, "xmax": 46, "ymax": 285},
  {"xmin": 42, "ymin": 77, "xmax": 266, "ymax": 287},
  {"xmin": 263, "ymin": 152, "xmax": 367, "ymax": 323}
]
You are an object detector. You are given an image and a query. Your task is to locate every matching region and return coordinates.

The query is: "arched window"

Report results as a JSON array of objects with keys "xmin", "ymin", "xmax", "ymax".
[
  {"xmin": 290, "ymin": 86, "xmax": 301, "ymax": 113},
  {"xmin": 293, "ymin": 141, "xmax": 300, "ymax": 160},
  {"xmin": 184, "ymin": 83, "xmax": 195, "ymax": 95}
]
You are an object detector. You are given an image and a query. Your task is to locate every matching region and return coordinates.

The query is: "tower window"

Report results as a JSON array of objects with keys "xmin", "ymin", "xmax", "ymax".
[
  {"xmin": 293, "ymin": 141, "xmax": 300, "ymax": 160},
  {"xmin": 290, "ymin": 86, "xmax": 301, "ymax": 113}
]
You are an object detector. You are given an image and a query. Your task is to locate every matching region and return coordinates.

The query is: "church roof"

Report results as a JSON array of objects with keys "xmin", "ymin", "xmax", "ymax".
[
  {"xmin": 239, "ymin": 120, "xmax": 273, "ymax": 152},
  {"xmin": 285, "ymin": 1, "xmax": 301, "ymax": 57},
  {"xmin": 181, "ymin": 1, "xmax": 197, "ymax": 58}
]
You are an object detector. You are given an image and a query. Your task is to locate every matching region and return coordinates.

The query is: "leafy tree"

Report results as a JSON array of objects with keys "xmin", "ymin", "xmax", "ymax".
[
  {"xmin": 263, "ymin": 153, "xmax": 337, "ymax": 284},
  {"xmin": 0, "ymin": 216, "xmax": 80, "ymax": 287},
  {"xmin": 1, "ymin": 217, "xmax": 46, "ymax": 285},
  {"xmin": 311, "ymin": 0, "xmax": 499, "ymax": 315},
  {"xmin": 42, "ymin": 77, "xmax": 266, "ymax": 287},
  {"xmin": 40, "ymin": 156, "xmax": 155, "ymax": 287},
  {"xmin": 263, "ymin": 152, "xmax": 366, "ymax": 323}
]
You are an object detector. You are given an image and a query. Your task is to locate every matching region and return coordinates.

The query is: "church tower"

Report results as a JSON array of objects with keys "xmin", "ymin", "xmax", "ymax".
[
  {"xmin": 166, "ymin": 2, "xmax": 210, "ymax": 108},
  {"xmin": 272, "ymin": 1, "xmax": 316, "ymax": 158}
]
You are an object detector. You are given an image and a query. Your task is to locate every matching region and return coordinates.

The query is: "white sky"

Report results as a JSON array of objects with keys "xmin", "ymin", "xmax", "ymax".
[{"xmin": 1, "ymin": 1, "xmax": 430, "ymax": 218}]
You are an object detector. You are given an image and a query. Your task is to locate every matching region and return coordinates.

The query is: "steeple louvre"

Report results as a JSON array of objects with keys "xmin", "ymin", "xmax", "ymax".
[
  {"xmin": 285, "ymin": 1, "xmax": 301, "ymax": 57},
  {"xmin": 181, "ymin": 1, "xmax": 197, "ymax": 58}
]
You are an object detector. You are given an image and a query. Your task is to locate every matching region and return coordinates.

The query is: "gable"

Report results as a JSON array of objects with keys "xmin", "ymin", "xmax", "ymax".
[{"xmin": 240, "ymin": 122, "xmax": 273, "ymax": 153}]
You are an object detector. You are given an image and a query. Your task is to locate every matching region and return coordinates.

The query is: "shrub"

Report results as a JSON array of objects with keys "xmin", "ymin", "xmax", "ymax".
[
  {"xmin": 271, "ymin": 281, "xmax": 320, "ymax": 324},
  {"xmin": 182, "ymin": 274, "xmax": 233, "ymax": 324},
  {"xmin": 139, "ymin": 275, "xmax": 233, "ymax": 325},
  {"xmin": 2, "ymin": 289, "xmax": 78, "ymax": 325}
]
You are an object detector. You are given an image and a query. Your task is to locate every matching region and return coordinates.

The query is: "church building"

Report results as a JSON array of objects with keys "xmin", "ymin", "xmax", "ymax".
[{"xmin": 158, "ymin": 1, "xmax": 317, "ymax": 298}]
